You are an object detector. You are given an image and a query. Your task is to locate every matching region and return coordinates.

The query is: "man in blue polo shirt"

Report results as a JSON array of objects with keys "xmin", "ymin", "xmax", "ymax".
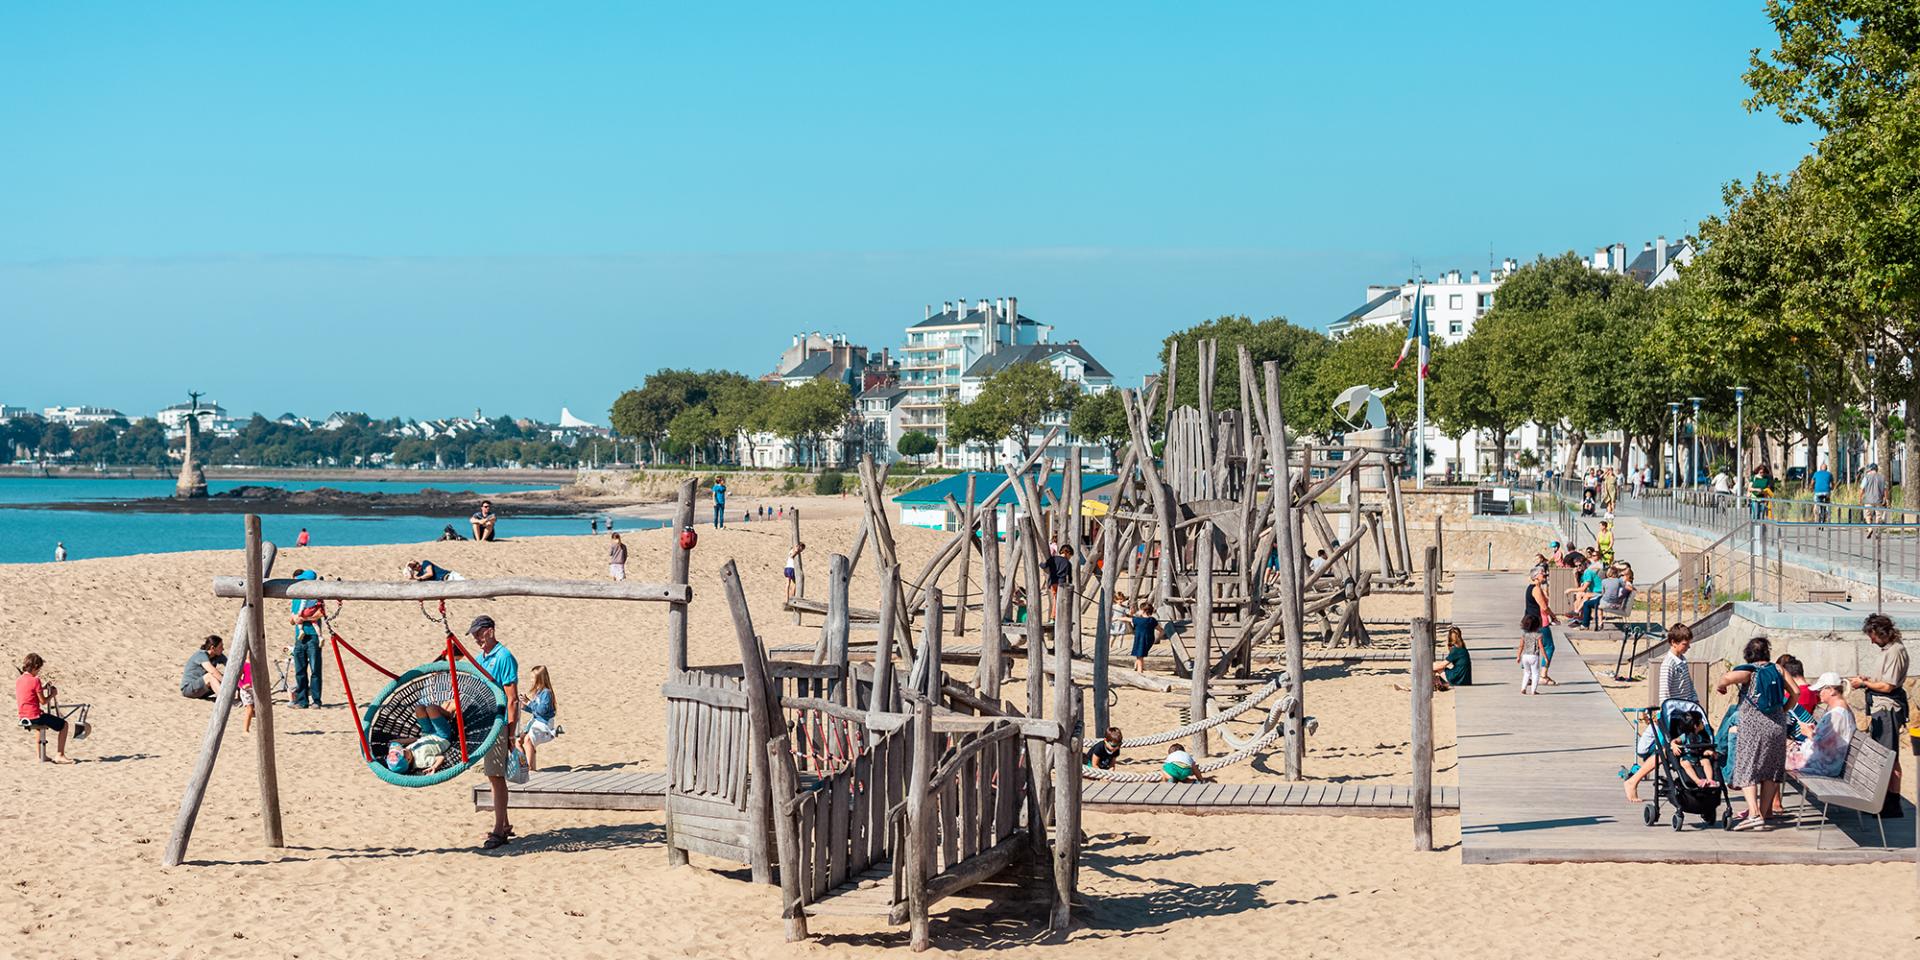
[
  {"xmin": 711, "ymin": 479, "xmax": 727, "ymax": 529},
  {"xmin": 288, "ymin": 569, "xmax": 325, "ymax": 707},
  {"xmin": 1810, "ymin": 461, "xmax": 1834, "ymax": 522},
  {"xmin": 467, "ymin": 615, "xmax": 520, "ymax": 849}
]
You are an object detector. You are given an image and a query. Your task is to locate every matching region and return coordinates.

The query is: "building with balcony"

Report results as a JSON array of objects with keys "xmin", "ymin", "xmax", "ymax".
[{"xmin": 900, "ymin": 297, "xmax": 1050, "ymax": 457}]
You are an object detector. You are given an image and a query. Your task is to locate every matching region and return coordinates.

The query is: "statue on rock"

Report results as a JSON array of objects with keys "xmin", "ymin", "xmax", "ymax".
[{"xmin": 174, "ymin": 390, "xmax": 209, "ymax": 499}]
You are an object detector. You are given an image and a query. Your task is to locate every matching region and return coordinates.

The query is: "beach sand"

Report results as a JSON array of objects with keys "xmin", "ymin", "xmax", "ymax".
[{"xmin": 3, "ymin": 507, "xmax": 1914, "ymax": 958}]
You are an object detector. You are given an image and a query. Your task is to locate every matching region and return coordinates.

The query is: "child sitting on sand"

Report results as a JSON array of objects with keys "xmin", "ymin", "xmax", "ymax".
[
  {"xmin": 1085, "ymin": 727, "xmax": 1124, "ymax": 770},
  {"xmin": 1161, "ymin": 742, "xmax": 1205, "ymax": 782},
  {"xmin": 517, "ymin": 665, "xmax": 560, "ymax": 772}
]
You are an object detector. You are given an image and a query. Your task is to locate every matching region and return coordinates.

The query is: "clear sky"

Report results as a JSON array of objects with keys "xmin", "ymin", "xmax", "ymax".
[{"xmin": 1, "ymin": 2, "xmax": 1813, "ymax": 423}]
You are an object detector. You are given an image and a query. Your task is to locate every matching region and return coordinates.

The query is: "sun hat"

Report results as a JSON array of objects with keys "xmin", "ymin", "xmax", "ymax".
[{"xmin": 1811, "ymin": 671, "xmax": 1848, "ymax": 692}]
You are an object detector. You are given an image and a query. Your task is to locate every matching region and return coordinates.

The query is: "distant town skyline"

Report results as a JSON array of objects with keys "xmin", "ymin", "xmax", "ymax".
[{"xmin": 3, "ymin": 3, "xmax": 1813, "ymax": 420}]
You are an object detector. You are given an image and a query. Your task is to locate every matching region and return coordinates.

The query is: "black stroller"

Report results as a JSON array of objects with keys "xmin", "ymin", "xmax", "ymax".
[
  {"xmin": 1633, "ymin": 698, "xmax": 1733, "ymax": 831},
  {"xmin": 1580, "ymin": 488, "xmax": 1598, "ymax": 516}
]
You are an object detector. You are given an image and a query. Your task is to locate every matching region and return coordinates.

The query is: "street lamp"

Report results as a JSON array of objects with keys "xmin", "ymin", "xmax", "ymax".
[
  {"xmin": 1688, "ymin": 397, "xmax": 1704, "ymax": 489},
  {"xmin": 1667, "ymin": 401, "xmax": 1681, "ymax": 490},
  {"xmin": 1734, "ymin": 386, "xmax": 1748, "ymax": 489}
]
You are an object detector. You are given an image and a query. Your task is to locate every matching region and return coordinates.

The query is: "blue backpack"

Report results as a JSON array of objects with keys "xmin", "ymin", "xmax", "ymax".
[{"xmin": 1743, "ymin": 662, "xmax": 1789, "ymax": 715}]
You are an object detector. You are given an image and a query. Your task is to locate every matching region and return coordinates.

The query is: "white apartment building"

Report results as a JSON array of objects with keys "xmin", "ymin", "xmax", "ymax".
[
  {"xmin": 157, "ymin": 400, "xmax": 243, "ymax": 438},
  {"xmin": 1330, "ymin": 235, "xmax": 1694, "ymax": 479},
  {"xmin": 43, "ymin": 405, "xmax": 127, "ymax": 427},
  {"xmin": 951, "ymin": 341, "xmax": 1116, "ymax": 470},
  {"xmin": 0, "ymin": 404, "xmax": 30, "ymax": 421},
  {"xmin": 900, "ymin": 297, "xmax": 1050, "ymax": 457}
]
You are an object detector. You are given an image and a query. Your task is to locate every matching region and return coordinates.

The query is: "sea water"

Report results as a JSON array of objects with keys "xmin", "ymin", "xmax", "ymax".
[{"xmin": 0, "ymin": 478, "xmax": 656, "ymax": 564}]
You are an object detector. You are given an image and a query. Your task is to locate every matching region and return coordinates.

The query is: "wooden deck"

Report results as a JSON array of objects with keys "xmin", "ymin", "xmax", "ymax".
[
  {"xmin": 1451, "ymin": 571, "xmax": 1914, "ymax": 865},
  {"xmin": 1082, "ymin": 779, "xmax": 1456, "ymax": 816},
  {"xmin": 768, "ymin": 640, "xmax": 1420, "ymax": 666},
  {"xmin": 476, "ymin": 768, "xmax": 1452, "ymax": 818}
]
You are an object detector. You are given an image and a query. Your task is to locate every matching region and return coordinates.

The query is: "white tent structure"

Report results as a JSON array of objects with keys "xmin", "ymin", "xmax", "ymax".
[{"xmin": 559, "ymin": 407, "xmax": 597, "ymax": 429}]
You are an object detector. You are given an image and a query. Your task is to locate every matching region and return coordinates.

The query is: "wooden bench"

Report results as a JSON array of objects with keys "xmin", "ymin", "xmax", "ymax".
[
  {"xmin": 1803, "ymin": 589, "xmax": 1850, "ymax": 603},
  {"xmin": 1787, "ymin": 734, "xmax": 1899, "ymax": 849}
]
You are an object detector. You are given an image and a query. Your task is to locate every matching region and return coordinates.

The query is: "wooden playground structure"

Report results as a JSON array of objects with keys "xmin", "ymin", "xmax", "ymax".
[{"xmin": 163, "ymin": 337, "xmax": 1449, "ymax": 948}]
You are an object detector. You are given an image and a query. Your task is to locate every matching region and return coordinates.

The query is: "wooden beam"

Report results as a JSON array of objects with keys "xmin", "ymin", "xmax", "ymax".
[
  {"xmin": 213, "ymin": 576, "xmax": 690, "ymax": 603},
  {"xmin": 789, "ymin": 507, "xmax": 806, "ymax": 624},
  {"xmin": 1411, "ymin": 607, "xmax": 1435, "ymax": 852},
  {"xmin": 667, "ymin": 478, "xmax": 697, "ymax": 677},
  {"xmin": 955, "ymin": 472, "xmax": 976, "ymax": 637},
  {"xmin": 1052, "ymin": 449, "xmax": 1082, "ymax": 931},
  {"xmin": 825, "ymin": 553, "xmax": 851, "ymax": 705},
  {"xmin": 1264, "ymin": 363, "xmax": 1306, "ymax": 779},
  {"xmin": 978, "ymin": 506, "xmax": 1004, "ymax": 702},
  {"xmin": 163, "ymin": 537, "xmax": 277, "ymax": 867},
  {"xmin": 1191, "ymin": 517, "xmax": 1214, "ymax": 756},
  {"xmin": 719, "ymin": 559, "xmax": 779, "ymax": 886}
]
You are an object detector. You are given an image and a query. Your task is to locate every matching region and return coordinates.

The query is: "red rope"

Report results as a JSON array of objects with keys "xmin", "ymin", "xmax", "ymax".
[
  {"xmin": 443, "ymin": 634, "xmax": 469, "ymax": 763},
  {"xmin": 329, "ymin": 634, "xmax": 373, "ymax": 763}
]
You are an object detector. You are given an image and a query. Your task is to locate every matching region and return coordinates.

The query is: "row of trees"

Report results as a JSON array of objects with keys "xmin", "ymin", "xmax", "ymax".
[
  {"xmin": 1, "ymin": 412, "xmax": 611, "ymax": 469},
  {"xmin": 608, "ymin": 371, "xmax": 857, "ymax": 467}
]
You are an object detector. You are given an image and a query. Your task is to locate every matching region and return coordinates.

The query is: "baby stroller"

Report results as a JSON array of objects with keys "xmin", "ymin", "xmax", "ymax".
[
  {"xmin": 1580, "ymin": 488, "xmax": 1597, "ymax": 516},
  {"xmin": 1634, "ymin": 698, "xmax": 1732, "ymax": 831}
]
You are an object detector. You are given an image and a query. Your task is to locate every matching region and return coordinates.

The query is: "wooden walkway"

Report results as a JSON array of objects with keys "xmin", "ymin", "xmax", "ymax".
[
  {"xmin": 1451, "ymin": 571, "xmax": 1913, "ymax": 865},
  {"xmin": 475, "ymin": 768, "xmax": 1451, "ymax": 817},
  {"xmin": 768, "ymin": 640, "xmax": 1418, "ymax": 666}
]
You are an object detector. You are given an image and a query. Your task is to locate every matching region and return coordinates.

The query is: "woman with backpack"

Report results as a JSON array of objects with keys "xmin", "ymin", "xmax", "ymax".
[{"xmin": 1716, "ymin": 635, "xmax": 1792, "ymax": 830}]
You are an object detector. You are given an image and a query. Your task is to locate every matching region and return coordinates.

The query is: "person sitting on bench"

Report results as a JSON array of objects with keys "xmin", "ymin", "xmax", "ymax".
[
  {"xmin": 17, "ymin": 654, "xmax": 75, "ymax": 764},
  {"xmin": 1788, "ymin": 673, "xmax": 1854, "ymax": 778}
]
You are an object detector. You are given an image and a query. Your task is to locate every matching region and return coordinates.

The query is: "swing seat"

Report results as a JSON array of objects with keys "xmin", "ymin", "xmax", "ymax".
[{"xmin": 362, "ymin": 662, "xmax": 507, "ymax": 788}]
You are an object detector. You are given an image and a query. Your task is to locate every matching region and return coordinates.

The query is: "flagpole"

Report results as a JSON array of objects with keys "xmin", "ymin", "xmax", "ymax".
[{"xmin": 1416, "ymin": 365, "xmax": 1426, "ymax": 489}]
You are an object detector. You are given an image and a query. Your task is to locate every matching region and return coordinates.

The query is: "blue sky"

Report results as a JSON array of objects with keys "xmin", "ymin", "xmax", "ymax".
[{"xmin": 1, "ymin": 2, "xmax": 1812, "ymax": 423}]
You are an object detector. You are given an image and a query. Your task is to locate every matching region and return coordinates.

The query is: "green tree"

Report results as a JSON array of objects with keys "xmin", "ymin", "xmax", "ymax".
[
  {"xmin": 897, "ymin": 430, "xmax": 937, "ymax": 462},
  {"xmin": 1428, "ymin": 316, "xmax": 1533, "ymax": 478},
  {"xmin": 1159, "ymin": 315, "xmax": 1329, "ymax": 431},
  {"xmin": 765, "ymin": 379, "xmax": 853, "ymax": 468},
  {"xmin": 1068, "ymin": 389, "xmax": 1132, "ymax": 464},
  {"xmin": 943, "ymin": 362, "xmax": 1080, "ymax": 465}
]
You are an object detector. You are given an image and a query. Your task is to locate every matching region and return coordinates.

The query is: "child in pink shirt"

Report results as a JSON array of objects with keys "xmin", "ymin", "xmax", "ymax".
[{"xmin": 16, "ymin": 654, "xmax": 74, "ymax": 763}]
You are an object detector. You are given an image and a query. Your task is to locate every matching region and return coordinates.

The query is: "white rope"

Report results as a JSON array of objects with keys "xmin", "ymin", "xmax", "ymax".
[
  {"xmin": 1113, "ymin": 674, "xmax": 1287, "ymax": 748},
  {"xmin": 1080, "ymin": 706, "xmax": 1315, "ymax": 782}
]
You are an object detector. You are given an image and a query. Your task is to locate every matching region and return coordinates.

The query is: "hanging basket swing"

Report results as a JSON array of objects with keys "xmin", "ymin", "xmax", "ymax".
[{"xmin": 329, "ymin": 619, "xmax": 509, "ymax": 788}]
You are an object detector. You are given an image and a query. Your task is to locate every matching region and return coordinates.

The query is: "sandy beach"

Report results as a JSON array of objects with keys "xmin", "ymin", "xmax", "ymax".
[{"xmin": 3, "ymin": 505, "xmax": 1915, "ymax": 958}]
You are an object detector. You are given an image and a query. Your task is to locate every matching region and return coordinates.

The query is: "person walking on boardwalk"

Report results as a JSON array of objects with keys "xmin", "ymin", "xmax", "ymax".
[
  {"xmin": 1851, "ymin": 613, "xmax": 1908, "ymax": 818},
  {"xmin": 711, "ymin": 479, "xmax": 727, "ymax": 529},
  {"xmin": 1524, "ymin": 568, "xmax": 1558, "ymax": 685},
  {"xmin": 1860, "ymin": 462, "xmax": 1888, "ymax": 532},
  {"xmin": 1517, "ymin": 612, "xmax": 1545, "ymax": 695}
]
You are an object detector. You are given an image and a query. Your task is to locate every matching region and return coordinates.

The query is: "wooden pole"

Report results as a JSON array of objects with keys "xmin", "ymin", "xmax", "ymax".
[
  {"xmin": 1411, "ymin": 609, "xmax": 1435, "ymax": 852},
  {"xmin": 825, "ymin": 552, "xmax": 851, "ymax": 705},
  {"xmin": 1051, "ymin": 449, "xmax": 1082, "ymax": 932},
  {"xmin": 870, "ymin": 564, "xmax": 902, "ymax": 728},
  {"xmin": 163, "ymin": 539, "xmax": 277, "ymax": 867},
  {"xmin": 667, "ymin": 478, "xmax": 697, "ymax": 675},
  {"xmin": 955, "ymin": 472, "xmax": 976, "ymax": 637},
  {"xmin": 1190, "ymin": 518, "xmax": 1214, "ymax": 755},
  {"xmin": 1093, "ymin": 490, "xmax": 1121, "ymax": 736},
  {"xmin": 720, "ymin": 560, "xmax": 780, "ymax": 887},
  {"xmin": 906, "ymin": 694, "xmax": 934, "ymax": 951},
  {"xmin": 789, "ymin": 507, "xmax": 806, "ymax": 624},
  {"xmin": 1264, "ymin": 363, "xmax": 1306, "ymax": 779},
  {"xmin": 1434, "ymin": 512, "xmax": 1445, "ymax": 579},
  {"xmin": 243, "ymin": 516, "xmax": 284, "ymax": 848},
  {"xmin": 979, "ymin": 506, "xmax": 1004, "ymax": 701},
  {"xmin": 913, "ymin": 588, "xmax": 943, "ymax": 699}
]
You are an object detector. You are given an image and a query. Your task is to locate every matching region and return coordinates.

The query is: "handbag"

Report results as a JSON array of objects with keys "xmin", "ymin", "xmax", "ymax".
[{"xmin": 505, "ymin": 745, "xmax": 531, "ymax": 784}]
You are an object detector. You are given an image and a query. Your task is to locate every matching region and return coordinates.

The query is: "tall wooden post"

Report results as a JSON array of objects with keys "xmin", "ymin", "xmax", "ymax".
[
  {"xmin": 1051, "ymin": 449, "xmax": 1082, "ymax": 932},
  {"xmin": 1264, "ymin": 363, "xmax": 1306, "ymax": 779},
  {"xmin": 1434, "ymin": 512, "xmax": 1445, "ymax": 579},
  {"xmin": 667, "ymin": 478, "xmax": 696, "ymax": 676},
  {"xmin": 1411, "ymin": 609, "xmax": 1435, "ymax": 852},
  {"xmin": 955, "ymin": 472, "xmax": 976, "ymax": 637},
  {"xmin": 720, "ymin": 561, "xmax": 780, "ymax": 888},
  {"xmin": 1021, "ymin": 507, "xmax": 1050, "ymax": 838},
  {"xmin": 906, "ymin": 694, "xmax": 934, "ymax": 951},
  {"xmin": 789, "ymin": 506, "xmax": 806, "ymax": 624},
  {"xmin": 163, "ymin": 537, "xmax": 276, "ymax": 867},
  {"xmin": 870, "ymin": 564, "xmax": 901, "ymax": 725},
  {"xmin": 979, "ymin": 505, "xmax": 1004, "ymax": 701},
  {"xmin": 1093, "ymin": 488, "xmax": 1121, "ymax": 736},
  {"xmin": 243, "ymin": 515, "xmax": 284, "ymax": 848},
  {"xmin": 825, "ymin": 552, "xmax": 851, "ymax": 705},
  {"xmin": 1190, "ymin": 518, "xmax": 1214, "ymax": 755}
]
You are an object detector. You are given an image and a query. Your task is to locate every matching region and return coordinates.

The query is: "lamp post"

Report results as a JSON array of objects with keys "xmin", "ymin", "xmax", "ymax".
[
  {"xmin": 1734, "ymin": 386, "xmax": 1747, "ymax": 488},
  {"xmin": 1668, "ymin": 401, "xmax": 1681, "ymax": 490},
  {"xmin": 1688, "ymin": 397, "xmax": 1704, "ymax": 489}
]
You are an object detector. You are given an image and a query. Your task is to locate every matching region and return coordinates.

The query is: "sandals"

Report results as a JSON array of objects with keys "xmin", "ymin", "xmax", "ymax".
[{"xmin": 482, "ymin": 826, "xmax": 515, "ymax": 849}]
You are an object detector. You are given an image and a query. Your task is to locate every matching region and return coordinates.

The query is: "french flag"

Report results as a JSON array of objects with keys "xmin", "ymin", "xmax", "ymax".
[{"xmin": 1393, "ymin": 283, "xmax": 1431, "ymax": 379}]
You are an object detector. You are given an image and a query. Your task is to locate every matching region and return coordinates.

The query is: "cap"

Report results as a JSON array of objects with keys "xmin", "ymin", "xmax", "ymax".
[
  {"xmin": 466, "ymin": 615, "xmax": 496, "ymax": 636},
  {"xmin": 1811, "ymin": 671, "xmax": 1848, "ymax": 692}
]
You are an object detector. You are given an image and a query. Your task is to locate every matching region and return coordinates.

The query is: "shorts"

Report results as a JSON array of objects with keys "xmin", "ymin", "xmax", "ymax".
[
  {"xmin": 784, "ymin": 568, "xmax": 795, "ymax": 581},
  {"xmin": 523, "ymin": 717, "xmax": 558, "ymax": 746},
  {"xmin": 1869, "ymin": 710, "xmax": 1903, "ymax": 751},
  {"xmin": 21, "ymin": 714, "xmax": 66, "ymax": 732},
  {"xmin": 238, "ymin": 685, "xmax": 255, "ymax": 707},
  {"xmin": 481, "ymin": 731, "xmax": 511, "ymax": 777},
  {"xmin": 181, "ymin": 683, "xmax": 214, "ymax": 700},
  {"xmin": 609, "ymin": 563, "xmax": 626, "ymax": 580},
  {"xmin": 1635, "ymin": 726, "xmax": 1657, "ymax": 759},
  {"xmin": 1162, "ymin": 762, "xmax": 1196, "ymax": 782}
]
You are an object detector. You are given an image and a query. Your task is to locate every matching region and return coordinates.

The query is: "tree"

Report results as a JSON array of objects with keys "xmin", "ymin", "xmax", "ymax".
[
  {"xmin": 1159, "ymin": 315, "xmax": 1329, "ymax": 431},
  {"xmin": 668, "ymin": 406, "xmax": 722, "ymax": 466},
  {"xmin": 944, "ymin": 362, "xmax": 1080, "ymax": 465},
  {"xmin": 1068, "ymin": 389, "xmax": 1131, "ymax": 464},
  {"xmin": 765, "ymin": 379, "xmax": 852, "ymax": 468},
  {"xmin": 1428, "ymin": 317, "xmax": 1532, "ymax": 478},
  {"xmin": 897, "ymin": 430, "xmax": 937, "ymax": 462}
]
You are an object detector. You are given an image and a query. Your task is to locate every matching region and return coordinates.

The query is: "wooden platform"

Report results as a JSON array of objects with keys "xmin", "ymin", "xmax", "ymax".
[
  {"xmin": 1451, "ymin": 571, "xmax": 1914, "ymax": 866},
  {"xmin": 1082, "ymin": 779, "xmax": 1456, "ymax": 817},
  {"xmin": 470, "ymin": 769, "xmax": 668, "ymax": 811},
  {"xmin": 477, "ymin": 769, "xmax": 1453, "ymax": 818},
  {"xmin": 768, "ymin": 639, "xmax": 1420, "ymax": 667}
]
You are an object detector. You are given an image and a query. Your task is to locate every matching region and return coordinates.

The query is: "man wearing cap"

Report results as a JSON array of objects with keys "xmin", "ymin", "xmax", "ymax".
[
  {"xmin": 467, "ymin": 615, "xmax": 520, "ymax": 848},
  {"xmin": 1790, "ymin": 672, "xmax": 1855, "ymax": 779}
]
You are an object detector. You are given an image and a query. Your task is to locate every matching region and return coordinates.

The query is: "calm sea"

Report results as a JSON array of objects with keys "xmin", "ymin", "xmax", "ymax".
[{"xmin": 0, "ymin": 478, "xmax": 655, "ymax": 564}]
